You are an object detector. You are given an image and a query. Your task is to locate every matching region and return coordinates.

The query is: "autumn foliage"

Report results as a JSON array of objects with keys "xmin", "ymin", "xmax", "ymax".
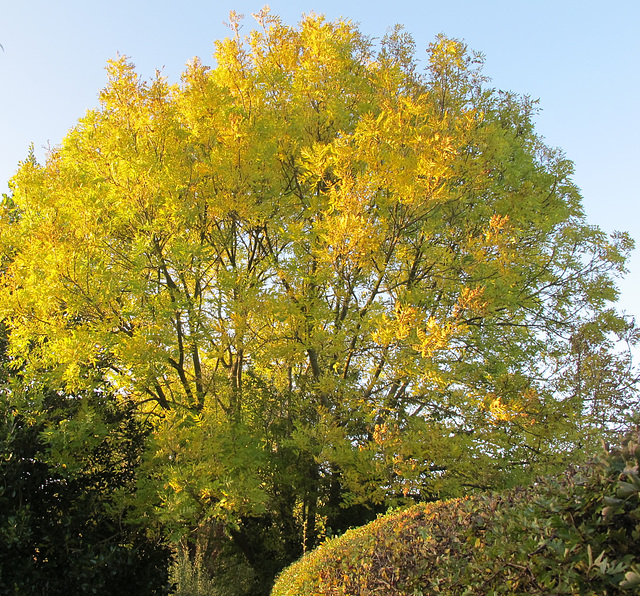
[{"xmin": 0, "ymin": 10, "xmax": 637, "ymax": 594}]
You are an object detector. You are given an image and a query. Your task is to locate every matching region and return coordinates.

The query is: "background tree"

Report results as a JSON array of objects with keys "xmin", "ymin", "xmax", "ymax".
[
  {"xmin": 0, "ymin": 11, "xmax": 636, "ymax": 593},
  {"xmin": 0, "ymin": 320, "xmax": 171, "ymax": 594}
]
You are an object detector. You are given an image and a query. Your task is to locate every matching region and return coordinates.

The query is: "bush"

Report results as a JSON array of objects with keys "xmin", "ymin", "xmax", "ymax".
[
  {"xmin": 0, "ymin": 388, "xmax": 171, "ymax": 595},
  {"xmin": 168, "ymin": 536, "xmax": 256, "ymax": 596},
  {"xmin": 272, "ymin": 423, "xmax": 640, "ymax": 595},
  {"xmin": 169, "ymin": 541, "xmax": 218, "ymax": 596}
]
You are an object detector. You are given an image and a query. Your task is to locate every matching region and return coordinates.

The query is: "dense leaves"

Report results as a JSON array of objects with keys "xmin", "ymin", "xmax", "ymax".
[
  {"xmin": 0, "ymin": 328, "xmax": 171, "ymax": 594},
  {"xmin": 0, "ymin": 10, "xmax": 637, "ymax": 593},
  {"xmin": 272, "ymin": 423, "xmax": 640, "ymax": 595}
]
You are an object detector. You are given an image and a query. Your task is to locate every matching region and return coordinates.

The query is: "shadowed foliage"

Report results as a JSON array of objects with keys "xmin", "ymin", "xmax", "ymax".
[{"xmin": 0, "ymin": 325, "xmax": 172, "ymax": 595}]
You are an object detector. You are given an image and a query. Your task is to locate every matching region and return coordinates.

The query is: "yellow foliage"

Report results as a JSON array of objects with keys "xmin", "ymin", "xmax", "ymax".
[{"xmin": 0, "ymin": 13, "xmax": 630, "ymax": 576}]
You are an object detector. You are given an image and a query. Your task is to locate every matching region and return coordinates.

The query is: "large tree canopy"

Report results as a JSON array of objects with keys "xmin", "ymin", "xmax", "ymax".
[{"xmin": 0, "ymin": 10, "xmax": 636, "ymax": 591}]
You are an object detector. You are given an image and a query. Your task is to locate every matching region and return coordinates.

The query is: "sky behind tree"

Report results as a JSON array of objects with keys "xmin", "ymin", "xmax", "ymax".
[{"xmin": 1, "ymin": 0, "xmax": 638, "ymax": 324}]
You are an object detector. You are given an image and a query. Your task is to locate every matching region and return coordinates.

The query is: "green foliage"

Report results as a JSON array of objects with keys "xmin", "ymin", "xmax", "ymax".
[
  {"xmin": 272, "ymin": 422, "xmax": 640, "ymax": 594},
  {"xmin": 169, "ymin": 537, "xmax": 255, "ymax": 596},
  {"xmin": 0, "ymin": 390, "xmax": 172, "ymax": 594},
  {"xmin": 0, "ymin": 322, "xmax": 171, "ymax": 594},
  {"xmin": 518, "ymin": 421, "xmax": 640, "ymax": 593},
  {"xmin": 170, "ymin": 540, "xmax": 218, "ymax": 596}
]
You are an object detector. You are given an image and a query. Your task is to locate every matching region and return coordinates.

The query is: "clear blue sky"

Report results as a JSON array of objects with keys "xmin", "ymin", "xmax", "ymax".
[{"xmin": 1, "ymin": 0, "xmax": 638, "ymax": 325}]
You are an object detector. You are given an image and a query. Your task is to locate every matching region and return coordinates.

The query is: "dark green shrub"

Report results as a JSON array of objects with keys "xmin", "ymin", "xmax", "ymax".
[
  {"xmin": 518, "ymin": 426, "xmax": 640, "ymax": 594},
  {"xmin": 0, "ymin": 388, "xmax": 171, "ymax": 595}
]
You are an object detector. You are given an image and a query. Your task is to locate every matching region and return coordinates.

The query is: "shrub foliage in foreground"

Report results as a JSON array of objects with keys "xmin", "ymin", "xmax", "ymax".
[{"xmin": 272, "ymin": 425, "xmax": 640, "ymax": 595}]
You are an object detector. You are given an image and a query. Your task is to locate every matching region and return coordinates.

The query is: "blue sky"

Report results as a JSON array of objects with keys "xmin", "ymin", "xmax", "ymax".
[{"xmin": 1, "ymin": 0, "xmax": 638, "ymax": 325}]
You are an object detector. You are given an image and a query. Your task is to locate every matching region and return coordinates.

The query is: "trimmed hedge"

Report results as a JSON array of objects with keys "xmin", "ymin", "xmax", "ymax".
[{"xmin": 272, "ymin": 427, "xmax": 640, "ymax": 595}]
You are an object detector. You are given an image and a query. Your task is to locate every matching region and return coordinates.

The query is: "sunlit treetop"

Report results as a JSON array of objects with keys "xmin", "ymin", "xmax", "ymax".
[{"xmin": 0, "ymin": 9, "xmax": 635, "ymax": 517}]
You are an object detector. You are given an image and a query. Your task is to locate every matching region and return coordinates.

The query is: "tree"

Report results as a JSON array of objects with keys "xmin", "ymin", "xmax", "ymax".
[
  {"xmin": 0, "ymin": 322, "xmax": 171, "ymax": 594},
  {"xmin": 0, "ymin": 10, "xmax": 636, "ymax": 592}
]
